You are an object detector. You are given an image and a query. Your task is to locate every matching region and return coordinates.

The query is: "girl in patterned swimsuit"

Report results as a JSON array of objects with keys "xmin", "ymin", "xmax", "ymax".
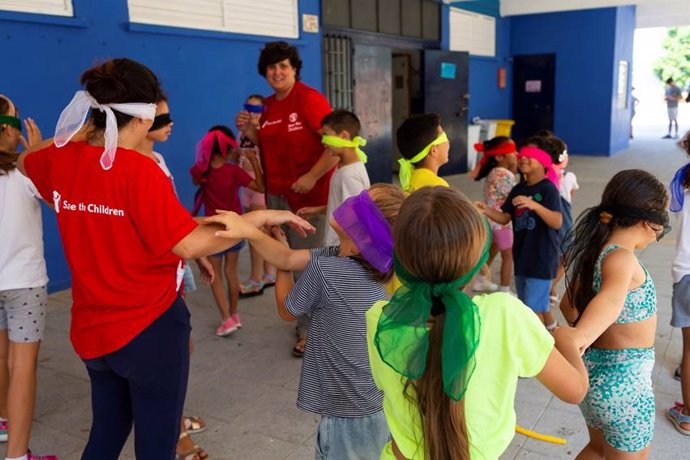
[{"xmin": 561, "ymin": 169, "xmax": 670, "ymax": 459}]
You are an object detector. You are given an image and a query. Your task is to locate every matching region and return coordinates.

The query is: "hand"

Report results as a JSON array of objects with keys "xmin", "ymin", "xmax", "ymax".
[
  {"xmin": 262, "ymin": 210, "xmax": 316, "ymax": 238},
  {"xmin": 270, "ymin": 226, "xmax": 289, "ymax": 246},
  {"xmin": 512, "ymin": 195, "xmax": 538, "ymax": 211},
  {"xmin": 235, "ymin": 111, "xmax": 252, "ymax": 132},
  {"xmin": 19, "ymin": 118, "xmax": 42, "ymax": 150},
  {"xmin": 202, "ymin": 210, "xmax": 255, "ymax": 240},
  {"xmin": 473, "ymin": 201, "xmax": 488, "ymax": 212},
  {"xmin": 244, "ymin": 148, "xmax": 257, "ymax": 162},
  {"xmin": 195, "ymin": 257, "xmax": 215, "ymax": 285},
  {"xmin": 296, "ymin": 206, "xmax": 320, "ymax": 220},
  {"xmin": 552, "ymin": 325, "xmax": 587, "ymax": 355},
  {"xmin": 291, "ymin": 173, "xmax": 317, "ymax": 194}
]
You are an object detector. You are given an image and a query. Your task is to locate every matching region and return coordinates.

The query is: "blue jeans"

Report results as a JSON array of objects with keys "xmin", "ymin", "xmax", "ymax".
[
  {"xmin": 81, "ymin": 296, "xmax": 191, "ymax": 460},
  {"xmin": 315, "ymin": 411, "xmax": 389, "ymax": 460}
]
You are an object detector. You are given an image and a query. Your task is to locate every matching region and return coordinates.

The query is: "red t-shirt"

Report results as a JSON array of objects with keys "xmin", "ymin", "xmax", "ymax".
[
  {"xmin": 24, "ymin": 142, "xmax": 198, "ymax": 359},
  {"xmin": 260, "ymin": 81, "xmax": 333, "ymax": 211},
  {"xmin": 203, "ymin": 162, "xmax": 253, "ymax": 216}
]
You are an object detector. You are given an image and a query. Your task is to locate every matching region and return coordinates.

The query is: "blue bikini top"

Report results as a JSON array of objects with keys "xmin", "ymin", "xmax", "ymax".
[{"xmin": 592, "ymin": 244, "xmax": 656, "ymax": 324}]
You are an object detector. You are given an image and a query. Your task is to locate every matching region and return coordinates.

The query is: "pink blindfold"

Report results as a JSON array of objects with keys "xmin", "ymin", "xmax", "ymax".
[{"xmin": 518, "ymin": 146, "xmax": 560, "ymax": 189}]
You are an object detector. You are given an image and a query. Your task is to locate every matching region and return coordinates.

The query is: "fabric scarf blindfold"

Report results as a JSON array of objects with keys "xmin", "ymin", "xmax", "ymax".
[
  {"xmin": 332, "ymin": 190, "xmax": 393, "ymax": 273},
  {"xmin": 518, "ymin": 146, "xmax": 560, "ymax": 189},
  {"xmin": 321, "ymin": 135, "xmax": 368, "ymax": 163},
  {"xmin": 54, "ymin": 90, "xmax": 156, "ymax": 170},
  {"xmin": 243, "ymin": 103, "xmax": 263, "ymax": 114},
  {"xmin": 670, "ymin": 163, "xmax": 690, "ymax": 212},
  {"xmin": 374, "ymin": 218, "xmax": 492, "ymax": 401},
  {"xmin": 149, "ymin": 113, "xmax": 172, "ymax": 132},
  {"xmin": 474, "ymin": 139, "xmax": 516, "ymax": 170},
  {"xmin": 398, "ymin": 131, "xmax": 449, "ymax": 192},
  {"xmin": 0, "ymin": 115, "xmax": 21, "ymax": 131}
]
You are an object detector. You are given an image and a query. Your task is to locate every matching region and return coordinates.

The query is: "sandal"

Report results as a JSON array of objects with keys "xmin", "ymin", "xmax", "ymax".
[
  {"xmin": 239, "ymin": 280, "xmax": 264, "ymax": 298},
  {"xmin": 183, "ymin": 415, "xmax": 206, "ymax": 434},
  {"xmin": 176, "ymin": 432, "xmax": 209, "ymax": 460},
  {"xmin": 667, "ymin": 402, "xmax": 690, "ymax": 435},
  {"xmin": 292, "ymin": 336, "xmax": 307, "ymax": 358},
  {"xmin": 262, "ymin": 274, "xmax": 276, "ymax": 288}
]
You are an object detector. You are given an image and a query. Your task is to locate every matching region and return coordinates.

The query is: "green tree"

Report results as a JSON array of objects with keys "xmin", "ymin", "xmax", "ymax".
[{"xmin": 653, "ymin": 26, "xmax": 690, "ymax": 89}]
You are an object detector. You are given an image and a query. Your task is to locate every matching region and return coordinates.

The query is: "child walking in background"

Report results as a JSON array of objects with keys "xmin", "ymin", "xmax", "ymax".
[
  {"xmin": 190, "ymin": 126, "xmax": 265, "ymax": 336},
  {"xmin": 366, "ymin": 186, "xmax": 587, "ymax": 459},
  {"xmin": 667, "ymin": 131, "xmax": 690, "ymax": 436},
  {"xmin": 208, "ymin": 184, "xmax": 405, "ymax": 459},
  {"xmin": 0, "ymin": 95, "xmax": 57, "ymax": 460},
  {"xmin": 297, "ymin": 109, "xmax": 370, "ymax": 246},
  {"xmin": 237, "ymin": 94, "xmax": 275, "ymax": 298},
  {"xmin": 561, "ymin": 169, "xmax": 668, "ymax": 458},
  {"xmin": 396, "ymin": 113, "xmax": 450, "ymax": 192},
  {"xmin": 479, "ymin": 145, "xmax": 562, "ymax": 329},
  {"xmin": 472, "ymin": 136, "xmax": 518, "ymax": 293}
]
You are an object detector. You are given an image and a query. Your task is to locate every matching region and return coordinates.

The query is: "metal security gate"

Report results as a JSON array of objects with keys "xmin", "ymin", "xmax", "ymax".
[{"xmin": 323, "ymin": 35, "xmax": 354, "ymax": 111}]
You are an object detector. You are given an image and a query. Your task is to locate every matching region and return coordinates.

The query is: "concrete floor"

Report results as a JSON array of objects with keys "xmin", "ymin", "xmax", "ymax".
[{"xmin": 12, "ymin": 126, "xmax": 690, "ymax": 459}]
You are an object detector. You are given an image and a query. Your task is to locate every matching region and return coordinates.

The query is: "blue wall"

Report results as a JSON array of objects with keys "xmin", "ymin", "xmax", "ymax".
[
  {"xmin": 1, "ymin": 0, "xmax": 323, "ymax": 292},
  {"xmin": 510, "ymin": 7, "xmax": 634, "ymax": 156}
]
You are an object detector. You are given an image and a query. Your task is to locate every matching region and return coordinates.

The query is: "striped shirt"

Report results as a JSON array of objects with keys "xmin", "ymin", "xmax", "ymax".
[{"xmin": 285, "ymin": 246, "xmax": 385, "ymax": 417}]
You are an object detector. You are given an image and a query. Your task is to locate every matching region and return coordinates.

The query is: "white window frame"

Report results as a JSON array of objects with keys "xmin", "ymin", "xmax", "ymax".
[
  {"xmin": 128, "ymin": 0, "xmax": 299, "ymax": 39},
  {"xmin": 0, "ymin": 0, "xmax": 73, "ymax": 17},
  {"xmin": 449, "ymin": 8, "xmax": 496, "ymax": 58}
]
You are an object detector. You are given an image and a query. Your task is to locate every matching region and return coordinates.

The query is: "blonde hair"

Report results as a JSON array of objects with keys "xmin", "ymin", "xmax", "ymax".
[{"xmin": 394, "ymin": 186, "xmax": 488, "ymax": 460}]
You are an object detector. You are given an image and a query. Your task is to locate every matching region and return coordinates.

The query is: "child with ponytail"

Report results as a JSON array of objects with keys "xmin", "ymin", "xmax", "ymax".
[
  {"xmin": 562, "ymin": 169, "xmax": 669, "ymax": 458},
  {"xmin": 367, "ymin": 186, "xmax": 588, "ymax": 459}
]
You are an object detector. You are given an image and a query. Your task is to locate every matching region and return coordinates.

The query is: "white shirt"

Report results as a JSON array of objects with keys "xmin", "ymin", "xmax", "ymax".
[
  {"xmin": 673, "ymin": 190, "xmax": 690, "ymax": 283},
  {"xmin": 559, "ymin": 171, "xmax": 579, "ymax": 204},
  {"xmin": 324, "ymin": 162, "xmax": 371, "ymax": 246},
  {"xmin": 0, "ymin": 169, "xmax": 48, "ymax": 290}
]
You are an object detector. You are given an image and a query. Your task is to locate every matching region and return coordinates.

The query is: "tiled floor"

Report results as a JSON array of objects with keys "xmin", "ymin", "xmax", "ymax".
[{"xmin": 13, "ymin": 127, "xmax": 690, "ymax": 459}]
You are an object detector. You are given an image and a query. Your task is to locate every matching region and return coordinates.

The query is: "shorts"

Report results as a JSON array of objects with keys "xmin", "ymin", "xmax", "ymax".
[
  {"xmin": 671, "ymin": 274, "xmax": 690, "ymax": 328},
  {"xmin": 182, "ymin": 263, "xmax": 197, "ymax": 294},
  {"xmin": 240, "ymin": 170, "xmax": 266, "ymax": 210},
  {"xmin": 492, "ymin": 226, "xmax": 513, "ymax": 251},
  {"xmin": 514, "ymin": 276, "xmax": 551, "ymax": 313},
  {"xmin": 0, "ymin": 286, "xmax": 48, "ymax": 342},
  {"xmin": 579, "ymin": 347, "xmax": 655, "ymax": 452},
  {"xmin": 668, "ymin": 107, "xmax": 679, "ymax": 121},
  {"xmin": 211, "ymin": 240, "xmax": 246, "ymax": 257},
  {"xmin": 315, "ymin": 411, "xmax": 389, "ymax": 460}
]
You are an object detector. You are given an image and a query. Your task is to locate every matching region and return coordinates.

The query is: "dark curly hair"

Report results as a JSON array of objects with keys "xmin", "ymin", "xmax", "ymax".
[{"xmin": 257, "ymin": 41, "xmax": 302, "ymax": 79}]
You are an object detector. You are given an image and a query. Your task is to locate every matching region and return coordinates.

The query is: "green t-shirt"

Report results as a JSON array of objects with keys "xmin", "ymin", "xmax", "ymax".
[
  {"xmin": 408, "ymin": 168, "xmax": 449, "ymax": 192},
  {"xmin": 366, "ymin": 293, "xmax": 555, "ymax": 459}
]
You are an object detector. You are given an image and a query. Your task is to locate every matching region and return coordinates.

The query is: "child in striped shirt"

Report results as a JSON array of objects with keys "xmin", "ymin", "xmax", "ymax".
[{"xmin": 207, "ymin": 184, "xmax": 405, "ymax": 459}]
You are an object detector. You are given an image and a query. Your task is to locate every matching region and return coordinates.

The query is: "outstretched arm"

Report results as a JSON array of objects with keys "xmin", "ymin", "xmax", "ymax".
[{"xmin": 536, "ymin": 326, "xmax": 589, "ymax": 404}]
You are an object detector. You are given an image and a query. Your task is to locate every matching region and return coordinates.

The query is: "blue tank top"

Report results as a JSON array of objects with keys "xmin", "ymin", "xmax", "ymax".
[{"xmin": 592, "ymin": 244, "xmax": 656, "ymax": 324}]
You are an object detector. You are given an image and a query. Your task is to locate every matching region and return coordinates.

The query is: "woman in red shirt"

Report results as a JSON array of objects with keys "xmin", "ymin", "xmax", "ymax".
[
  {"xmin": 18, "ymin": 58, "xmax": 312, "ymax": 460},
  {"xmin": 236, "ymin": 41, "xmax": 337, "ymax": 356}
]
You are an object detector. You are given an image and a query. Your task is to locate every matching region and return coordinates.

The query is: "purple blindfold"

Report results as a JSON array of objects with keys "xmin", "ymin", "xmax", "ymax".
[{"xmin": 333, "ymin": 191, "xmax": 394, "ymax": 273}]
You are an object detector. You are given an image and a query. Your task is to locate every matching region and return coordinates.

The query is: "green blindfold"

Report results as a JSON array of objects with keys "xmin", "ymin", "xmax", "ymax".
[
  {"xmin": 374, "ymin": 218, "xmax": 492, "ymax": 401},
  {"xmin": 321, "ymin": 135, "xmax": 368, "ymax": 163},
  {"xmin": 0, "ymin": 115, "xmax": 21, "ymax": 131},
  {"xmin": 398, "ymin": 131, "xmax": 448, "ymax": 192}
]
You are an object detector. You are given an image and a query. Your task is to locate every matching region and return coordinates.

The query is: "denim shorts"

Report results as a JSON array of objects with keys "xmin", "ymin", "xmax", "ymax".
[
  {"xmin": 0, "ymin": 286, "xmax": 48, "ymax": 342},
  {"xmin": 671, "ymin": 274, "xmax": 690, "ymax": 328},
  {"xmin": 314, "ymin": 411, "xmax": 389, "ymax": 460},
  {"xmin": 211, "ymin": 240, "xmax": 246, "ymax": 257},
  {"xmin": 514, "ymin": 276, "xmax": 551, "ymax": 313}
]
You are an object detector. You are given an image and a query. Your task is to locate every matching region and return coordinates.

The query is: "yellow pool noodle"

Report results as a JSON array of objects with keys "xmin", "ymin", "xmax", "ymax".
[{"xmin": 515, "ymin": 425, "xmax": 567, "ymax": 445}]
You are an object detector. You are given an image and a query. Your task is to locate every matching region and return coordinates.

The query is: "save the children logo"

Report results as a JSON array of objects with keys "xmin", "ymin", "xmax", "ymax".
[
  {"xmin": 51, "ymin": 190, "xmax": 125, "ymax": 217},
  {"xmin": 287, "ymin": 112, "xmax": 303, "ymax": 133}
]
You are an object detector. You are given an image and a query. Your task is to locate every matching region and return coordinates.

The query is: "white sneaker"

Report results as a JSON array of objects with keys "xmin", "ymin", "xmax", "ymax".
[{"xmin": 472, "ymin": 278, "xmax": 498, "ymax": 292}]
